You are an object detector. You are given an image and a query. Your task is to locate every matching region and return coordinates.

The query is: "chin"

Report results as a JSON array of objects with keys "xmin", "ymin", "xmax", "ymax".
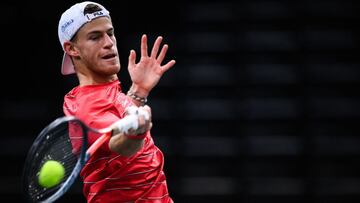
[
  {"xmin": 103, "ymin": 62, "xmax": 120, "ymax": 71},
  {"xmin": 108, "ymin": 66, "xmax": 121, "ymax": 75}
]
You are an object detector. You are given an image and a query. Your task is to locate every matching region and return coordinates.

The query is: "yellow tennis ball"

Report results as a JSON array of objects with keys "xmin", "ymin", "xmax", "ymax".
[{"xmin": 38, "ymin": 160, "xmax": 65, "ymax": 188}]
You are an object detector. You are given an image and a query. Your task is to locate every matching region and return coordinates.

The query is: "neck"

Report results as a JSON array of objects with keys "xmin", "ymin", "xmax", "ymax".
[{"xmin": 77, "ymin": 72, "xmax": 118, "ymax": 86}]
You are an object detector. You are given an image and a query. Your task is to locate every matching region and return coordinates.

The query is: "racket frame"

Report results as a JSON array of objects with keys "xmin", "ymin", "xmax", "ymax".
[{"xmin": 22, "ymin": 116, "xmax": 88, "ymax": 203}]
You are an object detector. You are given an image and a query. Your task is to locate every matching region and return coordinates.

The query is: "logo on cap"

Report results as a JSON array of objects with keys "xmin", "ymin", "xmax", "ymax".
[
  {"xmin": 61, "ymin": 19, "xmax": 74, "ymax": 33},
  {"xmin": 85, "ymin": 11, "xmax": 105, "ymax": 21}
]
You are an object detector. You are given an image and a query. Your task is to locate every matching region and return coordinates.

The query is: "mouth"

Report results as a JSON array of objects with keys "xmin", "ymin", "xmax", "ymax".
[{"xmin": 101, "ymin": 53, "xmax": 117, "ymax": 60}]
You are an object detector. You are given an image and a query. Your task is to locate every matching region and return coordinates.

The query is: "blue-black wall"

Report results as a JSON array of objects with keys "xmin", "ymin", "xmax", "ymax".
[{"xmin": 1, "ymin": 0, "xmax": 360, "ymax": 202}]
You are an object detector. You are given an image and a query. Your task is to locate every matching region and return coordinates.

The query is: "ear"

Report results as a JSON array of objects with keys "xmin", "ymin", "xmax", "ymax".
[{"xmin": 63, "ymin": 41, "xmax": 80, "ymax": 57}]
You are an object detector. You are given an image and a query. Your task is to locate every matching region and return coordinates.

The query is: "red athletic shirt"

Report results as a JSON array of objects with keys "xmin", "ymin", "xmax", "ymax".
[{"xmin": 63, "ymin": 80, "xmax": 172, "ymax": 203}]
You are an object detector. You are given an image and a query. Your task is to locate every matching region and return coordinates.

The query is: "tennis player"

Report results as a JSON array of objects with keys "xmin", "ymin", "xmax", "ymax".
[{"xmin": 58, "ymin": 1, "xmax": 175, "ymax": 202}]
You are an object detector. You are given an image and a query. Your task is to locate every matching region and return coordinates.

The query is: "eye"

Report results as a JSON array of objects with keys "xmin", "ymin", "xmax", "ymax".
[
  {"xmin": 89, "ymin": 36, "xmax": 99, "ymax": 40},
  {"xmin": 108, "ymin": 31, "xmax": 114, "ymax": 37},
  {"xmin": 89, "ymin": 35, "xmax": 100, "ymax": 41},
  {"xmin": 107, "ymin": 29, "xmax": 115, "ymax": 37}
]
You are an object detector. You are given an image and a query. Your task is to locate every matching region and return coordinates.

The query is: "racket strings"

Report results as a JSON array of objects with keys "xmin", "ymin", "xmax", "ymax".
[{"xmin": 26, "ymin": 120, "xmax": 85, "ymax": 202}]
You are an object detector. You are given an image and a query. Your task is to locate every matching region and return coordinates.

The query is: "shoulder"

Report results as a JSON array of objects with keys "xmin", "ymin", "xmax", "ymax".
[
  {"xmin": 64, "ymin": 92, "xmax": 118, "ymax": 126},
  {"xmin": 63, "ymin": 80, "xmax": 132, "ymax": 127}
]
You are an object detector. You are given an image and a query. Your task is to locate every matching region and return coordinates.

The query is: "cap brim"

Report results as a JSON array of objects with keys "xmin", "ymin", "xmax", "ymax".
[{"xmin": 61, "ymin": 53, "xmax": 75, "ymax": 75}]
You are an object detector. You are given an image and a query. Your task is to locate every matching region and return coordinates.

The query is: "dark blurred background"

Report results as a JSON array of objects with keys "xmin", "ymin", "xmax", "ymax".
[{"xmin": 1, "ymin": 0, "xmax": 360, "ymax": 202}]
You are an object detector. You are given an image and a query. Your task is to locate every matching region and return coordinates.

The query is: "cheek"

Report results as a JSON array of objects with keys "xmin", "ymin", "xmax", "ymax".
[
  {"xmin": 80, "ymin": 46, "xmax": 98, "ymax": 62},
  {"xmin": 78, "ymin": 50, "xmax": 98, "ymax": 71},
  {"xmin": 79, "ymin": 40, "xmax": 98, "ymax": 53}
]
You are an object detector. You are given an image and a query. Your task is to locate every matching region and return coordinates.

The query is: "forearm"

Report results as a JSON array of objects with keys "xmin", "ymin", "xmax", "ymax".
[{"xmin": 109, "ymin": 133, "xmax": 144, "ymax": 157}]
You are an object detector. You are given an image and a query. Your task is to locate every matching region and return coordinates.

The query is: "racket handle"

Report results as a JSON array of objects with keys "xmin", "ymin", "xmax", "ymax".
[{"xmin": 113, "ymin": 114, "xmax": 139, "ymax": 134}]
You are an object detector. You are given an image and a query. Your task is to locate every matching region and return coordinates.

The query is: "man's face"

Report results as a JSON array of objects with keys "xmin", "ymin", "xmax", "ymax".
[{"xmin": 72, "ymin": 17, "xmax": 120, "ymax": 76}]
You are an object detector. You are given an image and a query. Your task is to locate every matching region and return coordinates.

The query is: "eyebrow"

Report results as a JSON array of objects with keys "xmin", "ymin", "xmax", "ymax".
[{"xmin": 86, "ymin": 27, "xmax": 114, "ymax": 37}]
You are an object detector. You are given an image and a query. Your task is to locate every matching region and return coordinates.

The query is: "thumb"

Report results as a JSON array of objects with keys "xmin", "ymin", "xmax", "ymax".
[{"xmin": 128, "ymin": 50, "xmax": 136, "ymax": 67}]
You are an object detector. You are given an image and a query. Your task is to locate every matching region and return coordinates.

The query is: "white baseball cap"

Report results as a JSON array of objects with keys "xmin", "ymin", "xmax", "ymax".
[{"xmin": 58, "ymin": 1, "xmax": 110, "ymax": 75}]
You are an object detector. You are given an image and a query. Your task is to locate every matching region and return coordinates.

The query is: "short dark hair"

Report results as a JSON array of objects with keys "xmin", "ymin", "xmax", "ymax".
[
  {"xmin": 71, "ymin": 4, "xmax": 103, "ymax": 42},
  {"xmin": 83, "ymin": 4, "xmax": 103, "ymax": 15}
]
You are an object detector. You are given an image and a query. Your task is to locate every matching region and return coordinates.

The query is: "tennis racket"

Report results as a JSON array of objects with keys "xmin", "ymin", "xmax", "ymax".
[{"xmin": 22, "ymin": 106, "xmax": 148, "ymax": 203}]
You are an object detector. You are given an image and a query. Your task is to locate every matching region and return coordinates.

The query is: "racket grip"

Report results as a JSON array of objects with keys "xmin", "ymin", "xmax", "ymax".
[{"xmin": 113, "ymin": 114, "xmax": 139, "ymax": 134}]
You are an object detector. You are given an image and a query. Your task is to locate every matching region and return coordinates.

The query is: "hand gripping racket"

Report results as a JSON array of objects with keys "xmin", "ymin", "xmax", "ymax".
[{"xmin": 22, "ymin": 106, "xmax": 148, "ymax": 203}]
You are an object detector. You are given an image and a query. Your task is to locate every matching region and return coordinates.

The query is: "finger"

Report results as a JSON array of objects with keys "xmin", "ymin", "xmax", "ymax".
[
  {"xmin": 128, "ymin": 50, "xmax": 136, "ymax": 67},
  {"xmin": 157, "ymin": 44, "xmax": 168, "ymax": 64},
  {"xmin": 141, "ymin": 105, "xmax": 151, "ymax": 114},
  {"xmin": 150, "ymin": 36, "xmax": 163, "ymax": 59},
  {"xmin": 142, "ymin": 117, "xmax": 151, "ymax": 133},
  {"xmin": 149, "ymin": 122, "xmax": 153, "ymax": 131},
  {"xmin": 161, "ymin": 60, "xmax": 176, "ymax": 74},
  {"xmin": 140, "ymin": 105, "xmax": 152, "ymax": 120},
  {"xmin": 136, "ymin": 114, "xmax": 147, "ymax": 134},
  {"xmin": 140, "ymin": 34, "xmax": 148, "ymax": 57},
  {"xmin": 126, "ymin": 128, "xmax": 137, "ymax": 136},
  {"xmin": 138, "ymin": 109, "xmax": 150, "ymax": 121},
  {"xmin": 138, "ymin": 114, "xmax": 146, "ymax": 127}
]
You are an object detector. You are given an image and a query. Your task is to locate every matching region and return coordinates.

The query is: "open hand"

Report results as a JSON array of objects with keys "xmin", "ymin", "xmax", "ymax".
[{"xmin": 128, "ymin": 34, "xmax": 176, "ymax": 96}]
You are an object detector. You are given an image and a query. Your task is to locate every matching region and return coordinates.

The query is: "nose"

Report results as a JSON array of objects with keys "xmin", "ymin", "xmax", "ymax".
[{"xmin": 103, "ymin": 34, "xmax": 114, "ymax": 48}]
